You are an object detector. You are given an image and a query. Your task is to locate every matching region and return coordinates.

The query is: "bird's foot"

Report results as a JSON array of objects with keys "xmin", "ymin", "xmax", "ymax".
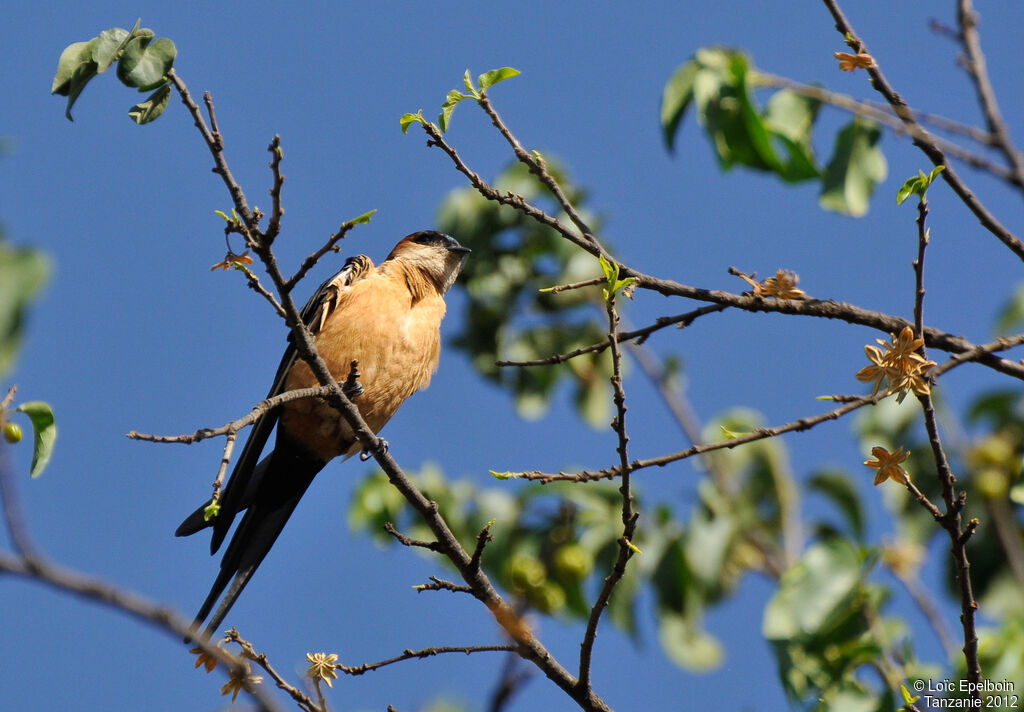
[
  {"xmin": 359, "ymin": 438, "xmax": 389, "ymax": 461},
  {"xmin": 343, "ymin": 360, "xmax": 364, "ymax": 399}
]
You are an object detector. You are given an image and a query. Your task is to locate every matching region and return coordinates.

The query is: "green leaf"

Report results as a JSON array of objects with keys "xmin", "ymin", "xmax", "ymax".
[
  {"xmin": 127, "ymin": 82, "xmax": 171, "ymax": 124},
  {"xmin": 489, "ymin": 469, "xmax": 521, "ymax": 480},
  {"xmin": 477, "ymin": 67, "xmax": 520, "ymax": 91},
  {"xmin": 808, "ymin": 469, "xmax": 865, "ymax": 541},
  {"xmin": 53, "ymin": 39, "xmax": 99, "ymax": 121},
  {"xmin": 117, "ymin": 35, "xmax": 176, "ymax": 91},
  {"xmin": 400, "ymin": 111, "xmax": 426, "ymax": 134},
  {"xmin": 349, "ymin": 209, "xmax": 377, "ymax": 225},
  {"xmin": 202, "ymin": 500, "xmax": 221, "ymax": 521},
  {"xmin": 819, "ymin": 119, "xmax": 887, "ymax": 217},
  {"xmin": 439, "ymin": 90, "xmax": 467, "ymax": 133},
  {"xmin": 92, "ymin": 22, "xmax": 139, "ymax": 74},
  {"xmin": 14, "ymin": 401, "xmax": 56, "ymax": 478},
  {"xmin": 660, "ymin": 61, "xmax": 699, "ymax": 152},
  {"xmin": 0, "ymin": 242, "xmax": 50, "ymax": 378},
  {"xmin": 896, "ymin": 165, "xmax": 945, "ymax": 205},
  {"xmin": 763, "ymin": 538, "xmax": 865, "ymax": 641},
  {"xmin": 463, "ymin": 69, "xmax": 475, "ymax": 94},
  {"xmin": 52, "ymin": 40, "xmax": 95, "ymax": 95},
  {"xmin": 764, "ymin": 89, "xmax": 821, "ymax": 182}
]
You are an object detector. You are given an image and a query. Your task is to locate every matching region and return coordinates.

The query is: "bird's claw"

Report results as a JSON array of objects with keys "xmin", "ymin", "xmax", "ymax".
[
  {"xmin": 343, "ymin": 379, "xmax": 364, "ymax": 399},
  {"xmin": 359, "ymin": 438, "xmax": 389, "ymax": 461}
]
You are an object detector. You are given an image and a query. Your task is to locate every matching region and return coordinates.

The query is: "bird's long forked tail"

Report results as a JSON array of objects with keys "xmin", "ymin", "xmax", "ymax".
[{"xmin": 185, "ymin": 456, "xmax": 324, "ymax": 642}]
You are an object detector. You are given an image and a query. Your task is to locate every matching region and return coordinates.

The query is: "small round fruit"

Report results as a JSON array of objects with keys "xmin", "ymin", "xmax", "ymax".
[{"xmin": 3, "ymin": 422, "xmax": 22, "ymax": 444}]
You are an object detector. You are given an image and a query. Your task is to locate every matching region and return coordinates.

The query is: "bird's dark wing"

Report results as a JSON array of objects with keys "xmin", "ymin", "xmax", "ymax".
[
  {"xmin": 175, "ymin": 254, "xmax": 374, "ymax": 547},
  {"xmin": 178, "ymin": 254, "xmax": 374, "ymax": 638}
]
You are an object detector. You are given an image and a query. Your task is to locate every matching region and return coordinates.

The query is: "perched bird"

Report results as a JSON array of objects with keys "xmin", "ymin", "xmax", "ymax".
[{"xmin": 176, "ymin": 231, "xmax": 470, "ymax": 638}]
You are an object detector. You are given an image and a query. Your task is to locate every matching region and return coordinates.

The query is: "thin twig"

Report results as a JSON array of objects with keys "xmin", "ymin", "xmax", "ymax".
[
  {"xmin": 284, "ymin": 222, "xmax": 357, "ymax": 293},
  {"xmin": 902, "ymin": 196, "xmax": 983, "ymax": 701},
  {"xmin": 0, "ymin": 385, "xmax": 16, "ymax": 411},
  {"xmin": 497, "ymin": 304, "xmax": 728, "ymax": 368},
  {"xmin": 384, "ymin": 522, "xmax": 443, "ymax": 552},
  {"xmin": 578, "ymin": 292, "xmax": 637, "ymax": 692},
  {"xmin": 540, "ymin": 276, "xmax": 606, "ymax": 294},
  {"xmin": 166, "ymin": 72, "xmax": 254, "ymax": 228},
  {"xmin": 126, "ymin": 386, "xmax": 331, "ymax": 444},
  {"xmin": 956, "ymin": 0, "xmax": 1024, "ymax": 191},
  {"xmin": 226, "ymin": 629, "xmax": 321, "ymax": 712},
  {"xmin": 0, "ymin": 454, "xmax": 283, "ymax": 711},
  {"xmin": 477, "ymin": 93, "xmax": 602, "ymax": 252},
  {"xmin": 211, "ymin": 430, "xmax": 238, "ymax": 504},
  {"xmin": 819, "ymin": 0, "xmax": 1024, "ymax": 260},
  {"xmin": 516, "ymin": 391, "xmax": 891, "ymax": 483},
  {"xmin": 414, "ymin": 575, "xmax": 474, "ymax": 594},
  {"xmin": 265, "ymin": 136, "xmax": 285, "ymax": 244},
  {"xmin": 336, "ymin": 644, "xmax": 517, "ymax": 676},
  {"xmin": 752, "ymin": 71, "xmax": 1017, "ymax": 185}
]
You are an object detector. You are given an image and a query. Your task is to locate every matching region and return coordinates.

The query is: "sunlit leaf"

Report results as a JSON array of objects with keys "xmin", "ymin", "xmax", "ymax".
[
  {"xmin": 763, "ymin": 538, "xmax": 865, "ymax": 641},
  {"xmin": 14, "ymin": 401, "xmax": 57, "ymax": 478},
  {"xmin": 477, "ymin": 67, "xmax": 520, "ymax": 91},
  {"xmin": 400, "ymin": 111, "xmax": 426, "ymax": 134},
  {"xmin": 117, "ymin": 34, "xmax": 176, "ymax": 91}
]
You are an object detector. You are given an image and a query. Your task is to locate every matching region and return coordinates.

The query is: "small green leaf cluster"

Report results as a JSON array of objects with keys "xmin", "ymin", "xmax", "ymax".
[
  {"xmin": 0, "ymin": 229, "xmax": 56, "ymax": 478},
  {"xmin": 598, "ymin": 254, "xmax": 636, "ymax": 303},
  {"xmin": 660, "ymin": 47, "xmax": 887, "ymax": 217},
  {"xmin": 896, "ymin": 165, "xmax": 945, "ymax": 205},
  {"xmin": 437, "ymin": 159, "xmax": 615, "ymax": 427},
  {"xmin": 401, "ymin": 67, "xmax": 519, "ymax": 134},
  {"xmin": 51, "ymin": 20, "xmax": 177, "ymax": 124}
]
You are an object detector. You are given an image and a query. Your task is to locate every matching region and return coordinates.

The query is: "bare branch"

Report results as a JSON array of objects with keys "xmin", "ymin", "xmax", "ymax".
[
  {"xmin": 579, "ymin": 292, "xmax": 638, "ymax": 692},
  {"xmin": 517, "ymin": 391, "xmax": 891, "ymax": 483},
  {"xmin": 819, "ymin": 0, "xmax": 1024, "ymax": 260},
  {"xmin": 126, "ymin": 386, "xmax": 331, "ymax": 444},
  {"xmin": 337, "ymin": 644, "xmax": 517, "ymax": 676},
  {"xmin": 226, "ymin": 630, "xmax": 321, "ymax": 712},
  {"xmin": 956, "ymin": 0, "xmax": 1024, "ymax": 191}
]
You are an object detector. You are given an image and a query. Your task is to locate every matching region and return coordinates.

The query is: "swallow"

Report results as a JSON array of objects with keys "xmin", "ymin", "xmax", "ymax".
[{"xmin": 176, "ymin": 231, "xmax": 470, "ymax": 638}]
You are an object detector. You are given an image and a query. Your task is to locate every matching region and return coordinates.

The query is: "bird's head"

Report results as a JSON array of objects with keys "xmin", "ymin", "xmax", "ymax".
[{"xmin": 386, "ymin": 231, "xmax": 471, "ymax": 294}]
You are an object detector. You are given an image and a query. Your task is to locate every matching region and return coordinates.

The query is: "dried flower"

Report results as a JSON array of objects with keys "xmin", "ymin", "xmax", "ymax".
[
  {"xmin": 864, "ymin": 445, "xmax": 911, "ymax": 486},
  {"xmin": 759, "ymin": 269, "xmax": 806, "ymax": 300},
  {"xmin": 220, "ymin": 662, "xmax": 263, "ymax": 702},
  {"xmin": 190, "ymin": 646, "xmax": 219, "ymax": 673},
  {"xmin": 210, "ymin": 250, "xmax": 254, "ymax": 271},
  {"xmin": 306, "ymin": 652, "xmax": 339, "ymax": 688},
  {"xmin": 834, "ymin": 51, "xmax": 875, "ymax": 71},
  {"xmin": 855, "ymin": 326, "xmax": 936, "ymax": 401},
  {"xmin": 733, "ymin": 268, "xmax": 807, "ymax": 299}
]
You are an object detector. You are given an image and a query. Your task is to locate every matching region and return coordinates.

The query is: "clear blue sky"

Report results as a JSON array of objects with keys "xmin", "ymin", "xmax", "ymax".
[{"xmin": 3, "ymin": 2, "xmax": 1022, "ymax": 710}]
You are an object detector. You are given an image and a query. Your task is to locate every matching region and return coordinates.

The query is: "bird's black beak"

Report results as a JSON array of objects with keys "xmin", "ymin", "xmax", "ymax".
[{"xmin": 445, "ymin": 235, "xmax": 471, "ymax": 254}]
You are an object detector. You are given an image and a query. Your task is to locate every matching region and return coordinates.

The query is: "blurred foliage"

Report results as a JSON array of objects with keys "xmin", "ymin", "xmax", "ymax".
[
  {"xmin": 660, "ymin": 46, "xmax": 887, "ymax": 217},
  {"xmin": 0, "ymin": 223, "xmax": 57, "ymax": 478},
  {"xmin": 437, "ymin": 159, "xmax": 617, "ymax": 428}
]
